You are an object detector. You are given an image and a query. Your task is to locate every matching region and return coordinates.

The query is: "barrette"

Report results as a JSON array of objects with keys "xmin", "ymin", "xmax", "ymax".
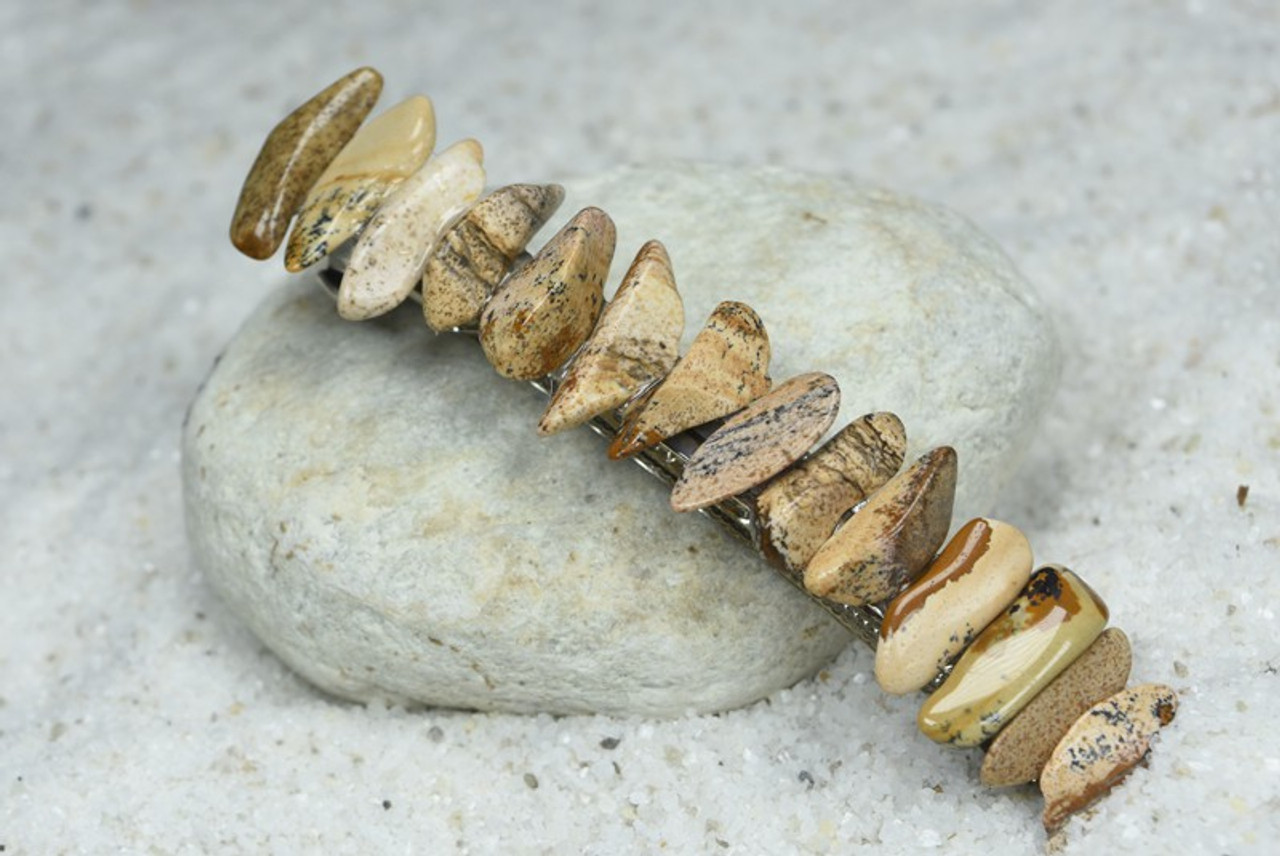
[{"xmin": 223, "ymin": 66, "xmax": 1177, "ymax": 835}]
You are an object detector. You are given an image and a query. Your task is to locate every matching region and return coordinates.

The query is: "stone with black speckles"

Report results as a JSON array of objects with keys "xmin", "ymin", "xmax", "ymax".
[
  {"xmin": 803, "ymin": 446, "xmax": 957, "ymax": 606},
  {"xmin": 756, "ymin": 412, "xmax": 905, "ymax": 575},
  {"xmin": 608, "ymin": 301, "xmax": 771, "ymax": 459},
  {"xmin": 670, "ymin": 373, "xmax": 840, "ymax": 512},
  {"xmin": 916, "ymin": 564, "xmax": 1109, "ymax": 747},
  {"xmin": 479, "ymin": 207, "xmax": 615, "ymax": 379},
  {"xmin": 424, "ymin": 184, "xmax": 566, "ymax": 332},
  {"xmin": 1040, "ymin": 682, "xmax": 1178, "ymax": 831},
  {"xmin": 284, "ymin": 95, "xmax": 436, "ymax": 272},
  {"xmin": 230, "ymin": 67, "xmax": 383, "ymax": 260},
  {"xmin": 538, "ymin": 240, "xmax": 683, "ymax": 435},
  {"xmin": 875, "ymin": 517, "xmax": 1033, "ymax": 695},
  {"xmin": 337, "ymin": 140, "xmax": 486, "ymax": 321},
  {"xmin": 981, "ymin": 627, "xmax": 1132, "ymax": 787}
]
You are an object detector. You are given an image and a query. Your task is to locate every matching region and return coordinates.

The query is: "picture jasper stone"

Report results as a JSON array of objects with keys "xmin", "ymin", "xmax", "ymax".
[
  {"xmin": 875, "ymin": 518, "xmax": 1034, "ymax": 695},
  {"xmin": 1040, "ymin": 683, "xmax": 1178, "ymax": 831},
  {"xmin": 539, "ymin": 240, "xmax": 683, "ymax": 435},
  {"xmin": 609, "ymin": 301, "xmax": 771, "ymax": 459},
  {"xmin": 980, "ymin": 627, "xmax": 1133, "ymax": 787},
  {"xmin": 670, "ymin": 373, "xmax": 840, "ymax": 512},
  {"xmin": 917, "ymin": 565, "xmax": 1109, "ymax": 747},
  {"xmin": 803, "ymin": 446, "xmax": 957, "ymax": 606},
  {"xmin": 284, "ymin": 95, "xmax": 437, "ymax": 272},
  {"xmin": 756, "ymin": 412, "xmax": 906, "ymax": 574},
  {"xmin": 230, "ymin": 67, "xmax": 383, "ymax": 260},
  {"xmin": 479, "ymin": 207, "xmax": 615, "ymax": 380}
]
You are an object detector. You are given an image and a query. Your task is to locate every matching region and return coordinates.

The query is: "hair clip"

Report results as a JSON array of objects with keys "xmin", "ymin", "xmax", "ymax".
[{"xmin": 219, "ymin": 66, "xmax": 1177, "ymax": 835}]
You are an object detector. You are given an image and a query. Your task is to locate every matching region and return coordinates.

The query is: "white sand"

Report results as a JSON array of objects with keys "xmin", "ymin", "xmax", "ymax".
[{"xmin": 2, "ymin": 1, "xmax": 1276, "ymax": 852}]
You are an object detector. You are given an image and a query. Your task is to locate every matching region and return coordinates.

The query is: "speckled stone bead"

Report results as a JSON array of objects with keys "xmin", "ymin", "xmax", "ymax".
[
  {"xmin": 1041, "ymin": 683, "xmax": 1178, "ymax": 832},
  {"xmin": 284, "ymin": 95, "xmax": 437, "ymax": 272},
  {"xmin": 337, "ymin": 139, "xmax": 486, "ymax": 321},
  {"xmin": 756, "ymin": 412, "xmax": 905, "ymax": 575},
  {"xmin": 538, "ymin": 240, "xmax": 683, "ymax": 435},
  {"xmin": 670, "ymin": 373, "xmax": 840, "ymax": 512},
  {"xmin": 874, "ymin": 518, "xmax": 1033, "ymax": 695},
  {"xmin": 917, "ymin": 565, "xmax": 1109, "ymax": 747},
  {"xmin": 803, "ymin": 446, "xmax": 957, "ymax": 606},
  {"xmin": 981, "ymin": 627, "xmax": 1132, "ymax": 787},
  {"xmin": 423, "ymin": 184, "xmax": 566, "ymax": 332},
  {"xmin": 608, "ymin": 301, "xmax": 771, "ymax": 460},
  {"xmin": 230, "ymin": 67, "xmax": 383, "ymax": 260},
  {"xmin": 479, "ymin": 207, "xmax": 615, "ymax": 380}
]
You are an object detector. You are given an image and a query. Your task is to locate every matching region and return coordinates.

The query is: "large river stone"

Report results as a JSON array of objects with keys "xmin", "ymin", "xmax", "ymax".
[{"xmin": 183, "ymin": 162, "xmax": 1060, "ymax": 716}]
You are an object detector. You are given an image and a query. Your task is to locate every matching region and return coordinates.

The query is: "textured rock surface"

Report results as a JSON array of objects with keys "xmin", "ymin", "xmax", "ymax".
[{"xmin": 183, "ymin": 162, "xmax": 1061, "ymax": 716}]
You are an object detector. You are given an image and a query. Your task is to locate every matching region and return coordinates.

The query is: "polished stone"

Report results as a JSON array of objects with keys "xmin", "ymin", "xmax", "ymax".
[
  {"xmin": 338, "ymin": 139, "xmax": 486, "ymax": 321},
  {"xmin": 875, "ymin": 518, "xmax": 1034, "ymax": 695},
  {"xmin": 423, "ymin": 184, "xmax": 565, "ymax": 332},
  {"xmin": 803, "ymin": 446, "xmax": 957, "ymax": 606},
  {"xmin": 756, "ymin": 412, "xmax": 906, "ymax": 575},
  {"xmin": 284, "ymin": 95, "xmax": 436, "ymax": 272},
  {"xmin": 608, "ymin": 301, "xmax": 771, "ymax": 459},
  {"xmin": 479, "ymin": 207, "xmax": 615, "ymax": 379},
  {"xmin": 538, "ymin": 240, "xmax": 683, "ymax": 435},
  {"xmin": 670, "ymin": 373, "xmax": 840, "ymax": 511},
  {"xmin": 981, "ymin": 627, "xmax": 1132, "ymax": 787},
  {"xmin": 230, "ymin": 67, "xmax": 383, "ymax": 260},
  {"xmin": 917, "ymin": 565, "xmax": 1109, "ymax": 747},
  {"xmin": 1040, "ymin": 683, "xmax": 1178, "ymax": 831}
]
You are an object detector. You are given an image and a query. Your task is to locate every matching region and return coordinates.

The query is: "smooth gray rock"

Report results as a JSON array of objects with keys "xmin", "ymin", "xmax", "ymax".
[{"xmin": 183, "ymin": 162, "xmax": 1060, "ymax": 716}]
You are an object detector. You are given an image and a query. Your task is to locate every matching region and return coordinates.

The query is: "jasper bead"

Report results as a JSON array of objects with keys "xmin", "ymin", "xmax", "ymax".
[
  {"xmin": 875, "ymin": 518, "xmax": 1033, "ymax": 695},
  {"xmin": 917, "ymin": 565, "xmax": 1109, "ymax": 747}
]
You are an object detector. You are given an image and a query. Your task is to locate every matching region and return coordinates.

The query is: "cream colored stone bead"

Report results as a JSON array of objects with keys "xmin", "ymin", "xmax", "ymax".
[{"xmin": 337, "ymin": 139, "xmax": 486, "ymax": 321}]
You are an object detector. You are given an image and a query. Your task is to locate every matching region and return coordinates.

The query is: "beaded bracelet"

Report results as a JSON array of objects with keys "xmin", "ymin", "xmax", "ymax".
[{"xmin": 226, "ymin": 66, "xmax": 1177, "ymax": 834}]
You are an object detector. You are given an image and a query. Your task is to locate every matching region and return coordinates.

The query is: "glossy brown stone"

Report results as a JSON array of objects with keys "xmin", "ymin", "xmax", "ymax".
[
  {"xmin": 756, "ymin": 412, "xmax": 905, "ymax": 574},
  {"xmin": 981, "ymin": 628, "xmax": 1132, "ymax": 787},
  {"xmin": 608, "ymin": 301, "xmax": 771, "ymax": 459},
  {"xmin": 230, "ymin": 67, "xmax": 383, "ymax": 260},
  {"xmin": 803, "ymin": 446, "xmax": 957, "ymax": 606},
  {"xmin": 478, "ymin": 207, "xmax": 615, "ymax": 380},
  {"xmin": 423, "ymin": 184, "xmax": 565, "ymax": 332},
  {"xmin": 1041, "ymin": 683, "xmax": 1178, "ymax": 831},
  {"xmin": 670, "ymin": 373, "xmax": 840, "ymax": 512}
]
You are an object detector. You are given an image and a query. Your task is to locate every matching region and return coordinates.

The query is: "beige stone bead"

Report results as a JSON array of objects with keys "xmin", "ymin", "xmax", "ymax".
[
  {"xmin": 337, "ymin": 140, "xmax": 486, "ymax": 321},
  {"xmin": 478, "ymin": 207, "xmax": 616, "ymax": 380},
  {"xmin": 1040, "ymin": 683, "xmax": 1178, "ymax": 831},
  {"xmin": 538, "ymin": 240, "xmax": 683, "ymax": 435},
  {"xmin": 670, "ymin": 373, "xmax": 840, "ymax": 512},
  {"xmin": 980, "ymin": 627, "xmax": 1132, "ymax": 787},
  {"xmin": 284, "ymin": 95, "xmax": 437, "ymax": 272},
  {"xmin": 756, "ymin": 412, "xmax": 905, "ymax": 575},
  {"xmin": 916, "ymin": 565, "xmax": 1109, "ymax": 747},
  {"xmin": 874, "ymin": 518, "xmax": 1034, "ymax": 695},
  {"xmin": 608, "ymin": 301, "xmax": 771, "ymax": 460},
  {"xmin": 230, "ymin": 67, "xmax": 383, "ymax": 260},
  {"xmin": 803, "ymin": 446, "xmax": 957, "ymax": 606},
  {"xmin": 423, "ymin": 184, "xmax": 566, "ymax": 332}
]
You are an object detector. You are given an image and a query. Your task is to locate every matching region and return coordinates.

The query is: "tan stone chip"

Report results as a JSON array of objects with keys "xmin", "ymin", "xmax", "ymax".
[
  {"xmin": 337, "ymin": 140, "xmax": 486, "ymax": 320},
  {"xmin": 424, "ymin": 184, "xmax": 566, "ymax": 332},
  {"xmin": 1041, "ymin": 683, "xmax": 1178, "ymax": 832},
  {"xmin": 670, "ymin": 373, "xmax": 840, "ymax": 512},
  {"xmin": 608, "ymin": 301, "xmax": 771, "ymax": 459},
  {"xmin": 875, "ymin": 518, "xmax": 1034, "ymax": 695},
  {"xmin": 756, "ymin": 412, "xmax": 905, "ymax": 574},
  {"xmin": 231, "ymin": 67, "xmax": 383, "ymax": 260},
  {"xmin": 981, "ymin": 627, "xmax": 1132, "ymax": 787},
  {"xmin": 803, "ymin": 446, "xmax": 957, "ymax": 606},
  {"xmin": 538, "ymin": 240, "xmax": 683, "ymax": 435},
  {"xmin": 479, "ymin": 207, "xmax": 616, "ymax": 380},
  {"xmin": 284, "ymin": 95, "xmax": 437, "ymax": 272}
]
